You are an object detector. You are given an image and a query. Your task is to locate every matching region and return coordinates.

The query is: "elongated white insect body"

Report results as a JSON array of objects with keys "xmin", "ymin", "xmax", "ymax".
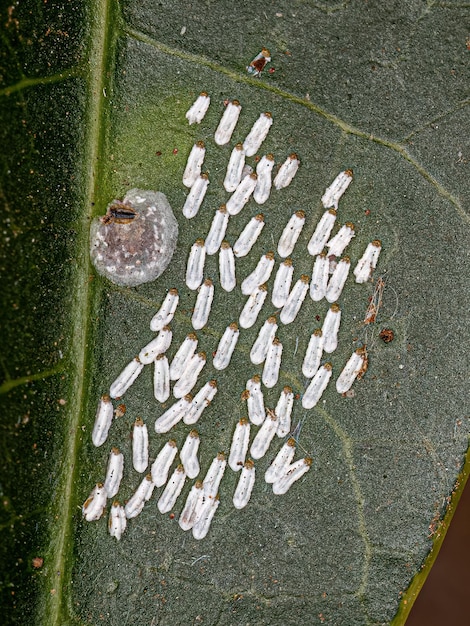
[
  {"xmin": 226, "ymin": 172, "xmax": 258, "ymax": 215},
  {"xmin": 243, "ymin": 376, "xmax": 265, "ymax": 425},
  {"xmin": 151, "ymin": 439, "xmax": 178, "ymax": 487},
  {"xmin": 264, "ymin": 438, "xmax": 296, "ymax": 484},
  {"xmin": 173, "ymin": 351, "xmax": 207, "ymax": 398},
  {"xmin": 262, "ymin": 338, "xmax": 283, "ymax": 388},
  {"xmin": 192, "ymin": 495, "xmax": 219, "ymax": 540},
  {"xmin": 241, "ymin": 251, "xmax": 275, "ymax": 295},
  {"xmin": 82, "ymin": 483, "xmax": 107, "ymax": 521},
  {"xmin": 239, "ymin": 284, "xmax": 268, "ymax": 329},
  {"xmin": 336, "ymin": 348, "xmax": 367, "ymax": 393},
  {"xmin": 233, "ymin": 213, "xmax": 265, "ymax": 257},
  {"xmin": 132, "ymin": 417, "xmax": 149, "ymax": 473},
  {"xmin": 322, "ymin": 303, "xmax": 341, "ymax": 353},
  {"xmin": 205, "ymin": 205, "xmax": 229, "ymax": 255},
  {"xmin": 215, "ymin": 100, "xmax": 242, "ymax": 146},
  {"xmin": 247, "ymin": 48, "xmax": 271, "ymax": 76},
  {"xmin": 326, "ymin": 257, "xmax": 351, "ymax": 303},
  {"xmin": 309, "ymin": 253, "xmax": 329, "ymax": 302},
  {"xmin": 182, "ymin": 173, "xmax": 209, "ymax": 219},
  {"xmin": 183, "ymin": 141, "xmax": 206, "ymax": 188},
  {"xmin": 186, "ymin": 239, "xmax": 206, "ymax": 290},
  {"xmin": 104, "ymin": 447, "xmax": 124, "ymax": 498},
  {"xmin": 250, "ymin": 315, "xmax": 278, "ymax": 365},
  {"xmin": 253, "ymin": 153, "xmax": 274, "ymax": 204},
  {"xmin": 153, "ymin": 354, "xmax": 170, "ymax": 403},
  {"xmin": 203, "ymin": 452, "xmax": 227, "ymax": 498},
  {"xmin": 184, "ymin": 379, "xmax": 217, "ymax": 425},
  {"xmin": 154, "ymin": 395, "xmax": 192, "ymax": 433},
  {"xmin": 109, "ymin": 357, "xmax": 144, "ymax": 399},
  {"xmin": 280, "ymin": 274, "xmax": 309, "ymax": 325},
  {"xmin": 213, "ymin": 323, "xmax": 239, "ymax": 370},
  {"xmin": 321, "ymin": 169, "xmax": 353, "ymax": 209},
  {"xmin": 271, "ymin": 258, "xmax": 294, "ymax": 308},
  {"xmin": 277, "ymin": 210, "xmax": 306, "ymax": 258},
  {"xmin": 108, "ymin": 501, "xmax": 127, "ymax": 540},
  {"xmin": 124, "ymin": 473, "xmax": 155, "ymax": 518},
  {"xmin": 233, "ymin": 460, "xmax": 256, "ymax": 509},
  {"xmin": 307, "ymin": 209, "xmax": 337, "ymax": 256},
  {"xmin": 179, "ymin": 480, "xmax": 205, "ymax": 531},
  {"xmin": 243, "ymin": 112, "xmax": 273, "ymax": 157},
  {"xmin": 353, "ymin": 240, "xmax": 382, "ymax": 283},
  {"xmin": 150, "ymin": 288, "xmax": 179, "ymax": 332},
  {"xmin": 180, "ymin": 430, "xmax": 201, "ymax": 479},
  {"xmin": 157, "ymin": 465, "xmax": 186, "ymax": 514},
  {"xmin": 219, "ymin": 241, "xmax": 236, "ymax": 292},
  {"xmin": 92, "ymin": 394, "xmax": 114, "ymax": 447},
  {"xmin": 273, "ymin": 153, "xmax": 300, "ymax": 190},
  {"xmin": 139, "ymin": 326, "xmax": 172, "ymax": 365},
  {"xmin": 272, "ymin": 457, "xmax": 312, "ymax": 494},
  {"xmin": 191, "ymin": 278, "xmax": 214, "ymax": 330},
  {"xmin": 302, "ymin": 363, "xmax": 332, "ymax": 409},
  {"xmin": 302, "ymin": 329, "xmax": 324, "ymax": 378},
  {"xmin": 186, "ymin": 92, "xmax": 210, "ymax": 124},
  {"xmin": 250, "ymin": 409, "xmax": 279, "ymax": 459},
  {"xmin": 224, "ymin": 143, "xmax": 246, "ymax": 191},
  {"xmin": 229, "ymin": 417, "xmax": 251, "ymax": 472},
  {"xmin": 326, "ymin": 222, "xmax": 355, "ymax": 257},
  {"xmin": 275, "ymin": 386, "xmax": 294, "ymax": 437},
  {"xmin": 170, "ymin": 333, "xmax": 198, "ymax": 381}
]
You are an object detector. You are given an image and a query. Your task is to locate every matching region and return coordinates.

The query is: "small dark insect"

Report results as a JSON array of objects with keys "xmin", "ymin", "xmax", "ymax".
[
  {"xmin": 379, "ymin": 328, "xmax": 394, "ymax": 343},
  {"xmin": 101, "ymin": 202, "xmax": 137, "ymax": 225},
  {"xmin": 247, "ymin": 48, "xmax": 271, "ymax": 77}
]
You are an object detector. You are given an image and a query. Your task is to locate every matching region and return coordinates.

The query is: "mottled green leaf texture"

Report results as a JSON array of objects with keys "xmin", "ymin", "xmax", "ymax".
[{"xmin": 1, "ymin": 1, "xmax": 469, "ymax": 624}]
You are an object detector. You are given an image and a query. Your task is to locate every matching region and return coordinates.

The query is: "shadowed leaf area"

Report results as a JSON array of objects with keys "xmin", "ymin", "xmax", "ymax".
[{"xmin": 1, "ymin": 1, "xmax": 469, "ymax": 625}]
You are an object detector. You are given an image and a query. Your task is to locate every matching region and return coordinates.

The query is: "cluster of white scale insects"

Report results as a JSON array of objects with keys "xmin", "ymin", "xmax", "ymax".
[{"xmin": 83, "ymin": 91, "xmax": 383, "ymax": 541}]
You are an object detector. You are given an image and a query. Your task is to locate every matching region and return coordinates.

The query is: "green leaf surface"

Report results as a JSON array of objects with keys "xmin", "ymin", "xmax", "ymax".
[{"xmin": 1, "ymin": 1, "xmax": 469, "ymax": 624}]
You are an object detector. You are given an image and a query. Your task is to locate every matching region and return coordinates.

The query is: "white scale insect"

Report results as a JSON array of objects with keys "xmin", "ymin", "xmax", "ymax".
[
  {"xmin": 275, "ymin": 386, "xmax": 294, "ymax": 438},
  {"xmin": 182, "ymin": 173, "xmax": 209, "ymax": 219},
  {"xmin": 151, "ymin": 439, "xmax": 178, "ymax": 487},
  {"xmin": 262, "ymin": 337, "xmax": 283, "ymax": 388},
  {"xmin": 280, "ymin": 274, "xmax": 310, "ymax": 325},
  {"xmin": 109, "ymin": 356, "xmax": 144, "ymax": 399},
  {"xmin": 271, "ymin": 258, "xmax": 294, "ymax": 308},
  {"xmin": 307, "ymin": 209, "xmax": 337, "ymax": 257},
  {"xmin": 154, "ymin": 395, "xmax": 192, "ymax": 433},
  {"xmin": 243, "ymin": 112, "xmax": 273, "ymax": 157},
  {"xmin": 180, "ymin": 430, "xmax": 201, "ymax": 479},
  {"xmin": 239, "ymin": 284, "xmax": 268, "ymax": 329},
  {"xmin": 108, "ymin": 502, "xmax": 127, "ymax": 540},
  {"xmin": 184, "ymin": 379, "xmax": 218, "ymax": 425},
  {"xmin": 226, "ymin": 172, "xmax": 258, "ymax": 215},
  {"xmin": 243, "ymin": 375, "xmax": 265, "ymax": 426},
  {"xmin": 264, "ymin": 438, "xmax": 296, "ymax": 484},
  {"xmin": 138, "ymin": 326, "xmax": 172, "ymax": 365},
  {"xmin": 203, "ymin": 452, "xmax": 226, "ymax": 498},
  {"xmin": 247, "ymin": 48, "xmax": 271, "ymax": 77},
  {"xmin": 336, "ymin": 348, "xmax": 367, "ymax": 394},
  {"xmin": 185, "ymin": 91, "xmax": 210, "ymax": 125},
  {"xmin": 104, "ymin": 447, "xmax": 124, "ymax": 499},
  {"xmin": 183, "ymin": 141, "xmax": 206, "ymax": 188},
  {"xmin": 326, "ymin": 222, "xmax": 355, "ymax": 258},
  {"xmin": 250, "ymin": 316, "xmax": 278, "ymax": 365},
  {"xmin": 132, "ymin": 417, "xmax": 149, "ymax": 473},
  {"xmin": 273, "ymin": 153, "xmax": 300, "ymax": 190},
  {"xmin": 250, "ymin": 409, "xmax": 279, "ymax": 459},
  {"xmin": 192, "ymin": 496, "xmax": 219, "ymax": 540},
  {"xmin": 302, "ymin": 363, "xmax": 333, "ymax": 409},
  {"xmin": 253, "ymin": 154, "xmax": 274, "ymax": 205},
  {"xmin": 173, "ymin": 351, "xmax": 207, "ymax": 398},
  {"xmin": 92, "ymin": 394, "xmax": 114, "ymax": 447},
  {"xmin": 124, "ymin": 473, "xmax": 154, "ymax": 519},
  {"xmin": 219, "ymin": 241, "xmax": 236, "ymax": 292},
  {"xmin": 233, "ymin": 460, "xmax": 256, "ymax": 509},
  {"xmin": 215, "ymin": 100, "xmax": 242, "ymax": 146},
  {"xmin": 205, "ymin": 205, "xmax": 229, "ymax": 255},
  {"xmin": 157, "ymin": 465, "xmax": 186, "ymax": 514},
  {"xmin": 82, "ymin": 483, "xmax": 107, "ymax": 521},
  {"xmin": 150, "ymin": 288, "xmax": 179, "ymax": 332},
  {"xmin": 277, "ymin": 210, "xmax": 306, "ymax": 258},
  {"xmin": 302, "ymin": 329, "xmax": 324, "ymax": 378},
  {"xmin": 169, "ymin": 332, "xmax": 198, "ymax": 380},
  {"xmin": 213, "ymin": 323, "xmax": 239, "ymax": 370},
  {"xmin": 191, "ymin": 278, "xmax": 214, "ymax": 330},
  {"xmin": 309, "ymin": 253, "xmax": 329, "ymax": 302},
  {"xmin": 179, "ymin": 480, "xmax": 204, "ymax": 531},
  {"xmin": 241, "ymin": 251, "xmax": 275, "ymax": 295},
  {"xmin": 224, "ymin": 142, "xmax": 246, "ymax": 192},
  {"xmin": 322, "ymin": 303, "xmax": 341, "ymax": 353},
  {"xmin": 233, "ymin": 213, "xmax": 265, "ymax": 257},
  {"xmin": 325, "ymin": 257, "xmax": 350, "ymax": 303},
  {"xmin": 153, "ymin": 354, "xmax": 170, "ymax": 403},
  {"xmin": 321, "ymin": 169, "xmax": 353, "ymax": 209},
  {"xmin": 272, "ymin": 457, "xmax": 312, "ymax": 495},
  {"xmin": 229, "ymin": 417, "xmax": 251, "ymax": 471},
  {"xmin": 353, "ymin": 240, "xmax": 382, "ymax": 283}
]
